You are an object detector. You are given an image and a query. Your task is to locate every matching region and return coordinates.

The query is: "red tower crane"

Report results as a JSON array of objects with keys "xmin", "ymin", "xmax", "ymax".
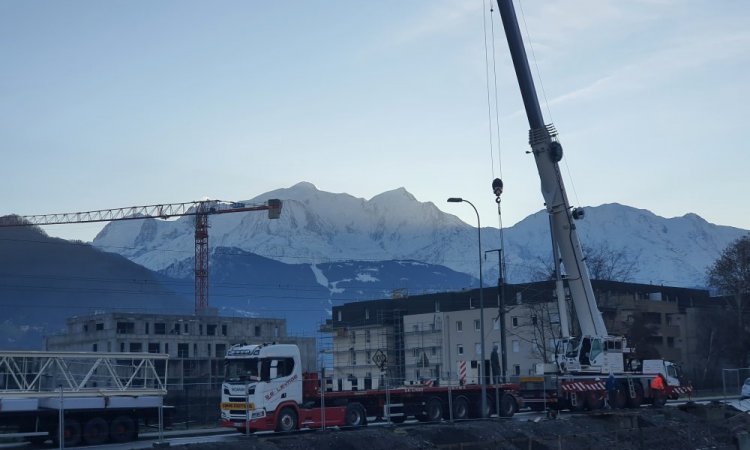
[{"xmin": 0, "ymin": 198, "xmax": 282, "ymax": 314}]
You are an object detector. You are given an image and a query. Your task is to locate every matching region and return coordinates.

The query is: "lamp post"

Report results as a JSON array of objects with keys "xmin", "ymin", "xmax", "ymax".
[{"xmin": 447, "ymin": 197, "xmax": 486, "ymax": 417}]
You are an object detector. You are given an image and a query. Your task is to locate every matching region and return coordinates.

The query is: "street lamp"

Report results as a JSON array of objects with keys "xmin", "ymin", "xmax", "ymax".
[{"xmin": 447, "ymin": 197, "xmax": 487, "ymax": 417}]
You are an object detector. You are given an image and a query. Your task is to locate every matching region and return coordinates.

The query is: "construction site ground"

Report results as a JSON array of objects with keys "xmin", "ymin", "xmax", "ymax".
[{"xmin": 173, "ymin": 402, "xmax": 750, "ymax": 450}]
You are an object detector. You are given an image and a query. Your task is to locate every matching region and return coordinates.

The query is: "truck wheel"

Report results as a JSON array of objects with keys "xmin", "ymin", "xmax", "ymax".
[
  {"xmin": 499, "ymin": 393, "xmax": 518, "ymax": 417},
  {"xmin": 627, "ymin": 383, "xmax": 644, "ymax": 408},
  {"xmin": 451, "ymin": 396, "xmax": 469, "ymax": 420},
  {"xmin": 345, "ymin": 402, "xmax": 367, "ymax": 427},
  {"xmin": 613, "ymin": 387, "xmax": 628, "ymax": 409},
  {"xmin": 585, "ymin": 392, "xmax": 604, "ymax": 411},
  {"xmin": 110, "ymin": 415, "xmax": 136, "ymax": 443},
  {"xmin": 54, "ymin": 418, "xmax": 81, "ymax": 447},
  {"xmin": 568, "ymin": 393, "xmax": 585, "ymax": 412},
  {"xmin": 83, "ymin": 417, "xmax": 109, "ymax": 445},
  {"xmin": 425, "ymin": 398, "xmax": 443, "ymax": 422},
  {"xmin": 652, "ymin": 392, "xmax": 667, "ymax": 408},
  {"xmin": 275, "ymin": 407, "xmax": 297, "ymax": 432}
]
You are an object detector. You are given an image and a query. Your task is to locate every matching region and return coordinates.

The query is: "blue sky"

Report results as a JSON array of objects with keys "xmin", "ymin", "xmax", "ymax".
[{"xmin": 1, "ymin": 0, "xmax": 748, "ymax": 242}]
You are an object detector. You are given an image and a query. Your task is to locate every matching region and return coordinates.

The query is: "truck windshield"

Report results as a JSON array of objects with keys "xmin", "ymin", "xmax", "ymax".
[
  {"xmin": 224, "ymin": 358, "xmax": 260, "ymax": 382},
  {"xmin": 564, "ymin": 338, "xmax": 580, "ymax": 358}
]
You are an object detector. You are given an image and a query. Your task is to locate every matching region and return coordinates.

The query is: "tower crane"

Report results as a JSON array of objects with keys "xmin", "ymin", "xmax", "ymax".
[{"xmin": 0, "ymin": 198, "xmax": 282, "ymax": 314}]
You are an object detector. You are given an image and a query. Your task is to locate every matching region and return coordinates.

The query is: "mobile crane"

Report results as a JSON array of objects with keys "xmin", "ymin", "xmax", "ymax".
[{"xmin": 495, "ymin": 0, "xmax": 691, "ymax": 410}]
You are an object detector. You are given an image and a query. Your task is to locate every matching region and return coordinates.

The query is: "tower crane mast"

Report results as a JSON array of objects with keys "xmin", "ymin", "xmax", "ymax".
[{"xmin": 0, "ymin": 198, "xmax": 282, "ymax": 314}]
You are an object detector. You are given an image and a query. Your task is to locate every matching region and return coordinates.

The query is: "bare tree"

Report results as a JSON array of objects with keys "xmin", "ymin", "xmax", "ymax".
[
  {"xmin": 706, "ymin": 235, "xmax": 750, "ymax": 367},
  {"xmin": 506, "ymin": 302, "xmax": 561, "ymax": 364},
  {"xmin": 529, "ymin": 241, "xmax": 640, "ymax": 282}
]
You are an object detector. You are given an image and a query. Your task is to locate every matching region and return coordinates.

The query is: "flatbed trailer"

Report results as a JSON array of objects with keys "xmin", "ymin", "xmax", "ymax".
[
  {"xmin": 0, "ymin": 351, "xmax": 170, "ymax": 446},
  {"xmin": 220, "ymin": 343, "xmax": 523, "ymax": 433}
]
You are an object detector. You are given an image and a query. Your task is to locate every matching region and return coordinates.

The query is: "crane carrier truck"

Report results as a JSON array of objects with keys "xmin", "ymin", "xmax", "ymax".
[
  {"xmin": 0, "ymin": 351, "xmax": 169, "ymax": 446},
  {"xmin": 494, "ymin": 0, "xmax": 692, "ymax": 411},
  {"xmin": 220, "ymin": 343, "xmax": 522, "ymax": 433}
]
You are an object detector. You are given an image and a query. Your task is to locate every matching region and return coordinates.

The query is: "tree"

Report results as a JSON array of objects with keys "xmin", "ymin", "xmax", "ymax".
[
  {"xmin": 529, "ymin": 241, "xmax": 639, "ymax": 282},
  {"xmin": 706, "ymin": 235, "xmax": 750, "ymax": 367},
  {"xmin": 506, "ymin": 302, "xmax": 562, "ymax": 364}
]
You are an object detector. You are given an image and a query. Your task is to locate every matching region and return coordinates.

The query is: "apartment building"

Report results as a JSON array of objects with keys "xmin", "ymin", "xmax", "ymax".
[{"xmin": 45, "ymin": 311, "xmax": 317, "ymax": 389}]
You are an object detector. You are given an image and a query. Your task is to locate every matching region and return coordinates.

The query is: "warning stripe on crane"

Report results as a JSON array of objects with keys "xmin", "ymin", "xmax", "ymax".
[
  {"xmin": 670, "ymin": 386, "xmax": 692, "ymax": 394},
  {"xmin": 561, "ymin": 381, "xmax": 606, "ymax": 392}
]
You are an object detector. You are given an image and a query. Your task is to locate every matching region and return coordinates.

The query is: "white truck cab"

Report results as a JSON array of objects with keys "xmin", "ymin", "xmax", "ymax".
[{"xmin": 221, "ymin": 343, "xmax": 302, "ymax": 426}]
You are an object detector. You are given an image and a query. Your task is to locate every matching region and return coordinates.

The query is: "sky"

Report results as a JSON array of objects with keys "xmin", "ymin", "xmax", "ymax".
[{"xmin": 1, "ymin": 0, "xmax": 748, "ymax": 242}]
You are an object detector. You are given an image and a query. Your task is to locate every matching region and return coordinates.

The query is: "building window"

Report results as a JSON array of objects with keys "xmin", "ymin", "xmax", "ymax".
[
  {"xmin": 199, "ymin": 325, "xmax": 203, "ymax": 335},
  {"xmin": 274, "ymin": 326, "xmax": 279, "ymax": 337},
  {"xmin": 129, "ymin": 343, "xmax": 142, "ymax": 352},
  {"xmin": 512, "ymin": 340, "xmax": 520, "ymax": 353},
  {"xmin": 148, "ymin": 343, "xmax": 160, "ymax": 353},
  {"xmin": 254, "ymin": 325, "xmax": 261, "ymax": 337},
  {"xmin": 145, "ymin": 323, "xmax": 150, "ymax": 334},
  {"xmin": 413, "ymin": 348, "xmax": 419, "ymax": 357},
  {"xmin": 365, "ymin": 330, "xmax": 371, "ymax": 343},
  {"xmin": 667, "ymin": 337, "xmax": 675, "ymax": 348},
  {"xmin": 116, "ymin": 322, "xmax": 135, "ymax": 334},
  {"xmin": 431, "ymin": 347, "xmax": 436, "ymax": 356},
  {"xmin": 338, "ymin": 311, "xmax": 342, "ymax": 321},
  {"xmin": 474, "ymin": 319, "xmax": 480, "ymax": 331},
  {"xmin": 95, "ymin": 323, "xmax": 104, "ymax": 331},
  {"xmin": 120, "ymin": 342, "xmax": 125, "ymax": 352},
  {"xmin": 154, "ymin": 323, "xmax": 166, "ymax": 335},
  {"xmin": 350, "ymin": 331, "xmax": 356, "ymax": 344},
  {"xmin": 475, "ymin": 343, "xmax": 481, "ymax": 356},
  {"xmin": 413, "ymin": 324, "xmax": 419, "ymax": 332},
  {"xmin": 164, "ymin": 343, "xmax": 169, "ymax": 354},
  {"xmin": 350, "ymin": 349, "xmax": 356, "ymax": 366},
  {"xmin": 457, "ymin": 344, "xmax": 464, "ymax": 355},
  {"xmin": 513, "ymin": 364, "xmax": 521, "ymax": 376},
  {"xmin": 365, "ymin": 308, "xmax": 370, "ymax": 320},
  {"xmin": 366, "ymin": 351, "xmax": 371, "ymax": 362},
  {"xmin": 511, "ymin": 317, "xmax": 519, "ymax": 327},
  {"xmin": 193, "ymin": 343, "xmax": 198, "ymax": 356},
  {"xmin": 92, "ymin": 343, "xmax": 97, "ymax": 352},
  {"xmin": 207, "ymin": 324, "xmax": 217, "ymax": 336},
  {"xmin": 173, "ymin": 323, "xmax": 180, "ymax": 334},
  {"xmin": 216, "ymin": 344, "xmax": 226, "ymax": 357},
  {"xmin": 183, "ymin": 323, "xmax": 188, "ymax": 333},
  {"xmin": 83, "ymin": 324, "xmax": 89, "ymax": 332},
  {"xmin": 221, "ymin": 324, "xmax": 227, "ymax": 336},
  {"xmin": 177, "ymin": 343, "xmax": 189, "ymax": 358},
  {"xmin": 456, "ymin": 321, "xmax": 463, "ymax": 332},
  {"xmin": 207, "ymin": 343, "xmax": 212, "ymax": 356},
  {"xmin": 435, "ymin": 300, "xmax": 440, "ymax": 313}
]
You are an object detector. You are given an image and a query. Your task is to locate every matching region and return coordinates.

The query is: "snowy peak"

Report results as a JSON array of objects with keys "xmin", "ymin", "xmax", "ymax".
[{"xmin": 92, "ymin": 183, "xmax": 748, "ymax": 288}]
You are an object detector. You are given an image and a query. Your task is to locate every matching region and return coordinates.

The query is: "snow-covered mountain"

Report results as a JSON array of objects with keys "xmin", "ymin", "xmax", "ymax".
[{"xmin": 93, "ymin": 182, "xmax": 748, "ymax": 289}]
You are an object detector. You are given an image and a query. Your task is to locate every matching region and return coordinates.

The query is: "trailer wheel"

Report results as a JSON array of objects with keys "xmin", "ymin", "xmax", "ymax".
[
  {"xmin": 345, "ymin": 402, "xmax": 367, "ymax": 427},
  {"xmin": 451, "ymin": 396, "xmax": 469, "ymax": 420},
  {"xmin": 275, "ymin": 407, "xmax": 297, "ymax": 432},
  {"xmin": 83, "ymin": 417, "xmax": 109, "ymax": 445},
  {"xmin": 627, "ymin": 383, "xmax": 644, "ymax": 408},
  {"xmin": 424, "ymin": 398, "xmax": 443, "ymax": 422},
  {"xmin": 54, "ymin": 418, "xmax": 81, "ymax": 447},
  {"xmin": 110, "ymin": 415, "xmax": 136, "ymax": 443},
  {"xmin": 499, "ymin": 393, "xmax": 518, "ymax": 417}
]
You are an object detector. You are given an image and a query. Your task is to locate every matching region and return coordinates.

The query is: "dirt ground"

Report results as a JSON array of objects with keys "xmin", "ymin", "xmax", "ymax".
[{"xmin": 174, "ymin": 402, "xmax": 750, "ymax": 450}]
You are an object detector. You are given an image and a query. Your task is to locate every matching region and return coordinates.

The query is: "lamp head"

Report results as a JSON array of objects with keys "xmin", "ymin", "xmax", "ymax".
[{"xmin": 447, "ymin": 197, "xmax": 463, "ymax": 203}]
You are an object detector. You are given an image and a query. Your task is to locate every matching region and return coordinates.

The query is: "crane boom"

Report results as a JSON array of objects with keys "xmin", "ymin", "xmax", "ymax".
[
  {"xmin": 0, "ymin": 198, "xmax": 282, "ymax": 313},
  {"xmin": 495, "ymin": 0, "xmax": 606, "ymax": 338}
]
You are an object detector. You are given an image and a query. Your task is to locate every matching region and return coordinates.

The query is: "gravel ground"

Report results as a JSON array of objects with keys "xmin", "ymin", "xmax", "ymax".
[{"xmin": 171, "ymin": 403, "xmax": 750, "ymax": 450}]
